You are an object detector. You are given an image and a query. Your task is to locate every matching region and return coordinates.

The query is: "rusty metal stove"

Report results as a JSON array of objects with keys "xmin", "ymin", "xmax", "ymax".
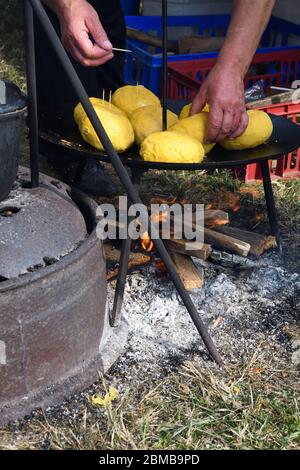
[{"xmin": 0, "ymin": 166, "xmax": 127, "ymax": 425}]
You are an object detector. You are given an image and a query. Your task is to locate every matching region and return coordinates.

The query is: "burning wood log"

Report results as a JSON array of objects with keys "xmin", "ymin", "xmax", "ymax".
[
  {"xmin": 171, "ymin": 215, "xmax": 250, "ymax": 257},
  {"xmin": 169, "ymin": 252, "xmax": 204, "ymax": 290},
  {"xmin": 214, "ymin": 226, "xmax": 277, "ymax": 256},
  {"xmin": 104, "ymin": 243, "xmax": 151, "ymax": 282},
  {"xmin": 203, "ymin": 228, "xmax": 251, "ymax": 257},
  {"xmin": 203, "ymin": 209, "xmax": 229, "ymax": 228},
  {"xmin": 164, "ymin": 238, "xmax": 212, "ymax": 261},
  {"xmin": 148, "ymin": 198, "xmax": 229, "ymax": 228}
]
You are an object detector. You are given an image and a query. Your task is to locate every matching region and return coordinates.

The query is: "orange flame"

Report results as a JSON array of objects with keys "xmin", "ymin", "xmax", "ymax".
[
  {"xmin": 150, "ymin": 196, "xmax": 177, "ymax": 206},
  {"xmin": 206, "ymin": 219, "xmax": 228, "ymax": 229},
  {"xmin": 205, "ymin": 192, "xmax": 241, "ymax": 212},
  {"xmin": 141, "ymin": 232, "xmax": 154, "ymax": 252},
  {"xmin": 150, "ymin": 211, "xmax": 168, "ymax": 224}
]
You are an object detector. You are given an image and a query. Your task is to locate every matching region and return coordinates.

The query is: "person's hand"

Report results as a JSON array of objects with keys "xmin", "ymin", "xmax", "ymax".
[
  {"xmin": 55, "ymin": 0, "xmax": 114, "ymax": 66},
  {"xmin": 190, "ymin": 63, "xmax": 248, "ymax": 143}
]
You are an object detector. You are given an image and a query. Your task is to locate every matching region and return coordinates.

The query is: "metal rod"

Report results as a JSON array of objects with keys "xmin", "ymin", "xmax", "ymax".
[
  {"xmin": 28, "ymin": 0, "xmax": 222, "ymax": 366},
  {"xmin": 162, "ymin": 0, "xmax": 168, "ymax": 131},
  {"xmin": 24, "ymin": 0, "xmax": 40, "ymax": 187},
  {"xmin": 110, "ymin": 167, "xmax": 145, "ymax": 327},
  {"xmin": 260, "ymin": 160, "xmax": 280, "ymax": 247}
]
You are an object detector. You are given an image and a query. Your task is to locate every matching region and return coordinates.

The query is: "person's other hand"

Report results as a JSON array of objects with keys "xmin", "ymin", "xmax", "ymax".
[
  {"xmin": 190, "ymin": 63, "xmax": 248, "ymax": 143},
  {"xmin": 56, "ymin": 0, "xmax": 114, "ymax": 66}
]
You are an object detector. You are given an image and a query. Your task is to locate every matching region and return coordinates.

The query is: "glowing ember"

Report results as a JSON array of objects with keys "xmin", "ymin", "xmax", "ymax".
[
  {"xmin": 206, "ymin": 192, "xmax": 241, "ymax": 213},
  {"xmin": 255, "ymin": 212, "xmax": 264, "ymax": 222},
  {"xmin": 155, "ymin": 258, "xmax": 167, "ymax": 274},
  {"xmin": 141, "ymin": 232, "xmax": 154, "ymax": 252}
]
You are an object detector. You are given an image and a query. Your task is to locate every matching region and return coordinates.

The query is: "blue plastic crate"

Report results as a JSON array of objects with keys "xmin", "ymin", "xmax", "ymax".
[
  {"xmin": 120, "ymin": 0, "xmax": 140, "ymax": 15},
  {"xmin": 124, "ymin": 15, "xmax": 300, "ymax": 96}
]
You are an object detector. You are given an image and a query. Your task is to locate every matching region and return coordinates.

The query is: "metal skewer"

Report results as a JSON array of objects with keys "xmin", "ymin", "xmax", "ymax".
[{"xmin": 112, "ymin": 47, "xmax": 132, "ymax": 53}]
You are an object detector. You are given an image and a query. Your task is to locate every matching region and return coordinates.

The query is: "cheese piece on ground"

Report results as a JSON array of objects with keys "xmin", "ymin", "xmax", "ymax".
[
  {"xmin": 140, "ymin": 131, "xmax": 205, "ymax": 163},
  {"xmin": 170, "ymin": 113, "xmax": 215, "ymax": 154},
  {"xmin": 112, "ymin": 85, "xmax": 160, "ymax": 116},
  {"xmin": 130, "ymin": 105, "xmax": 178, "ymax": 144},
  {"xmin": 220, "ymin": 110, "xmax": 273, "ymax": 150},
  {"xmin": 179, "ymin": 102, "xmax": 209, "ymax": 119},
  {"xmin": 78, "ymin": 105, "xmax": 134, "ymax": 152}
]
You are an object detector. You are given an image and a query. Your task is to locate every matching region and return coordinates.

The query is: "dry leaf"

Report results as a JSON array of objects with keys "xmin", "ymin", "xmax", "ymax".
[{"xmin": 90, "ymin": 386, "xmax": 119, "ymax": 407}]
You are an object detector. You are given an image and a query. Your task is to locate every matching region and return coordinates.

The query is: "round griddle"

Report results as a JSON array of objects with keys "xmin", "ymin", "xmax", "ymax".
[{"xmin": 40, "ymin": 112, "xmax": 300, "ymax": 171}]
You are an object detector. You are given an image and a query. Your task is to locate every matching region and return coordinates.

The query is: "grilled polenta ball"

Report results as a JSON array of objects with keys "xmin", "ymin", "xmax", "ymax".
[
  {"xmin": 170, "ymin": 112, "xmax": 215, "ymax": 154},
  {"xmin": 74, "ymin": 98, "xmax": 134, "ymax": 152},
  {"xmin": 140, "ymin": 131, "xmax": 205, "ymax": 163},
  {"xmin": 179, "ymin": 102, "xmax": 209, "ymax": 119},
  {"xmin": 130, "ymin": 105, "xmax": 178, "ymax": 144},
  {"xmin": 220, "ymin": 110, "xmax": 273, "ymax": 150},
  {"xmin": 74, "ymin": 97, "xmax": 123, "ymax": 125},
  {"xmin": 112, "ymin": 85, "xmax": 160, "ymax": 116}
]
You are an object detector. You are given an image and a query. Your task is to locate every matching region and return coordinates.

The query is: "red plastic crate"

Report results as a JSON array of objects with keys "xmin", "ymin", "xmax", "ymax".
[
  {"xmin": 244, "ymin": 101, "xmax": 300, "ymax": 181},
  {"xmin": 168, "ymin": 49, "xmax": 300, "ymax": 100},
  {"xmin": 167, "ymin": 50, "xmax": 300, "ymax": 180}
]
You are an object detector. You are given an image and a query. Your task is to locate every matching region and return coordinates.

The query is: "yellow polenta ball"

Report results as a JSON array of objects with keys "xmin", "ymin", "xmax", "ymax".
[
  {"xmin": 170, "ymin": 113, "xmax": 215, "ymax": 154},
  {"xmin": 220, "ymin": 110, "xmax": 273, "ymax": 150},
  {"xmin": 112, "ymin": 85, "xmax": 161, "ymax": 116},
  {"xmin": 179, "ymin": 102, "xmax": 209, "ymax": 119},
  {"xmin": 140, "ymin": 131, "xmax": 205, "ymax": 163},
  {"xmin": 130, "ymin": 105, "xmax": 178, "ymax": 145},
  {"xmin": 78, "ymin": 105, "xmax": 134, "ymax": 152},
  {"xmin": 74, "ymin": 98, "xmax": 124, "ymax": 125}
]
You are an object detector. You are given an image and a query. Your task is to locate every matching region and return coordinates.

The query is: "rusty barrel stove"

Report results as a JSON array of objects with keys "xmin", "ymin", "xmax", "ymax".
[{"xmin": 0, "ymin": 82, "xmax": 127, "ymax": 425}]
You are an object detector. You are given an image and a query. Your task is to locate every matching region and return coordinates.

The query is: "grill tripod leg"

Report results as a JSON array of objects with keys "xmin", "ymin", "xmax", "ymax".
[
  {"xmin": 260, "ymin": 160, "xmax": 281, "ymax": 250},
  {"xmin": 110, "ymin": 168, "xmax": 145, "ymax": 327}
]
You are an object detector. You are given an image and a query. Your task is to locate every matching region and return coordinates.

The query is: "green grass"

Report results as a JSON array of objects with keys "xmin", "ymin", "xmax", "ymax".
[
  {"xmin": 0, "ymin": 0, "xmax": 25, "ymax": 89},
  {"xmin": 1, "ymin": 352, "xmax": 299, "ymax": 450}
]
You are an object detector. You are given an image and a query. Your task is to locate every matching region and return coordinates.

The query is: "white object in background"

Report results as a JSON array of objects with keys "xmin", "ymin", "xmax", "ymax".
[{"xmin": 0, "ymin": 81, "xmax": 6, "ymax": 105}]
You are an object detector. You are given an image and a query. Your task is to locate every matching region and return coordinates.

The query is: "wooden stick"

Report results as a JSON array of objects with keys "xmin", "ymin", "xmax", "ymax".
[
  {"xmin": 164, "ymin": 238, "xmax": 212, "ymax": 261},
  {"xmin": 104, "ymin": 244, "xmax": 151, "ymax": 281},
  {"xmin": 126, "ymin": 26, "xmax": 178, "ymax": 52},
  {"xmin": 204, "ymin": 228, "xmax": 251, "ymax": 257},
  {"xmin": 178, "ymin": 36, "xmax": 224, "ymax": 54},
  {"xmin": 247, "ymin": 90, "xmax": 295, "ymax": 109},
  {"xmin": 169, "ymin": 252, "xmax": 204, "ymax": 290},
  {"xmin": 171, "ymin": 214, "xmax": 250, "ymax": 257},
  {"xmin": 203, "ymin": 209, "xmax": 229, "ymax": 228},
  {"xmin": 214, "ymin": 226, "xmax": 277, "ymax": 256}
]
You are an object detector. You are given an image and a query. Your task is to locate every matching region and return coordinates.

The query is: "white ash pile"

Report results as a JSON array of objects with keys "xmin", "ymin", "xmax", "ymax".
[{"xmin": 107, "ymin": 254, "xmax": 300, "ymax": 381}]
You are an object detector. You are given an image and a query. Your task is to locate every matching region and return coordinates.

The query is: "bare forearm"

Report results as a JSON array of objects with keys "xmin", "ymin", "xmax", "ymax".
[
  {"xmin": 42, "ymin": 1, "xmax": 79, "ymax": 15},
  {"xmin": 217, "ymin": 0, "xmax": 276, "ymax": 76}
]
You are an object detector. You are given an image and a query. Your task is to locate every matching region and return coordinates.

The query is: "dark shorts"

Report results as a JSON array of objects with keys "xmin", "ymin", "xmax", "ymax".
[{"xmin": 34, "ymin": 0, "xmax": 126, "ymax": 130}]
